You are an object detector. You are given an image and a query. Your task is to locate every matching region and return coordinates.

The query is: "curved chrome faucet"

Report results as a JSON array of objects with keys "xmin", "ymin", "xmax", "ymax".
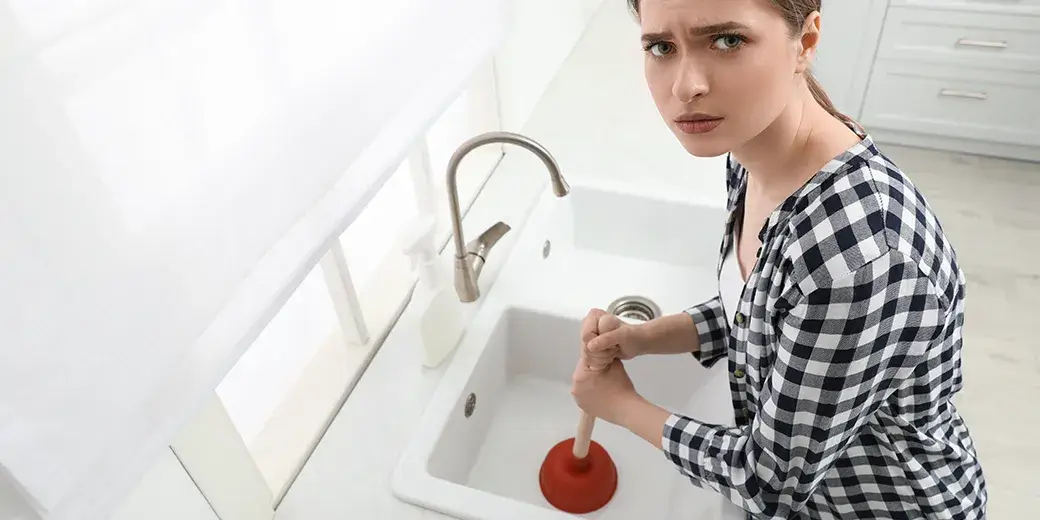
[{"xmin": 446, "ymin": 131, "xmax": 570, "ymax": 302}]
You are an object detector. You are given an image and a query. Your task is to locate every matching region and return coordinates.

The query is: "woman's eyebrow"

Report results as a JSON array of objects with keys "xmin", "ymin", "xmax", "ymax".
[
  {"xmin": 640, "ymin": 29, "xmax": 672, "ymax": 43},
  {"xmin": 690, "ymin": 21, "xmax": 751, "ymax": 35},
  {"xmin": 640, "ymin": 21, "xmax": 751, "ymax": 43}
]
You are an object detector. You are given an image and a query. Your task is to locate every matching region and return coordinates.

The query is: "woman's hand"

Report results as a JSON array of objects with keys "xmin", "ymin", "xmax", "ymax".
[
  {"xmin": 572, "ymin": 312, "xmax": 642, "ymax": 425},
  {"xmin": 571, "ymin": 359, "xmax": 639, "ymax": 425},
  {"xmin": 574, "ymin": 311, "xmax": 673, "ymax": 443},
  {"xmin": 580, "ymin": 308, "xmax": 646, "ymax": 368}
]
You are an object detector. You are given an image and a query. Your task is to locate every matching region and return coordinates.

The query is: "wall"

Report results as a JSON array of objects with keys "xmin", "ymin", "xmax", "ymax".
[
  {"xmin": 812, "ymin": 0, "xmax": 889, "ymax": 119},
  {"xmin": 495, "ymin": 0, "xmax": 606, "ymax": 131}
]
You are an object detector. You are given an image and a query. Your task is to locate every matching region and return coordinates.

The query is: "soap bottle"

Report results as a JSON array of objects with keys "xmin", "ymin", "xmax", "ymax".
[{"xmin": 403, "ymin": 217, "xmax": 465, "ymax": 368}]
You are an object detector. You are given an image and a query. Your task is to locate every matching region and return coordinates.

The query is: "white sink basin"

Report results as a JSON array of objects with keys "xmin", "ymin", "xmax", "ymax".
[
  {"xmin": 567, "ymin": 181, "xmax": 723, "ymax": 268},
  {"xmin": 391, "ymin": 183, "xmax": 744, "ymax": 520}
]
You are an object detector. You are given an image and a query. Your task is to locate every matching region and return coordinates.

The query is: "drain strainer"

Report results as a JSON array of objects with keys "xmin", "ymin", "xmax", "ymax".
[{"xmin": 606, "ymin": 295, "xmax": 661, "ymax": 323}]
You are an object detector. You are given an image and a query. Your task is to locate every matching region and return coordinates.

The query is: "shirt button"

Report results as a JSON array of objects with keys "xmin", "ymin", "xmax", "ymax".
[
  {"xmin": 742, "ymin": 408, "xmax": 750, "ymax": 419},
  {"xmin": 735, "ymin": 312, "xmax": 745, "ymax": 325},
  {"xmin": 734, "ymin": 369, "xmax": 745, "ymax": 378}
]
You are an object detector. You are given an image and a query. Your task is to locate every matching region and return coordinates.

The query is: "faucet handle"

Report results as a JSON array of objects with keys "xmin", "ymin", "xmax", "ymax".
[
  {"xmin": 468, "ymin": 222, "xmax": 510, "ymax": 259},
  {"xmin": 467, "ymin": 221, "xmax": 511, "ymax": 279},
  {"xmin": 454, "ymin": 221, "xmax": 511, "ymax": 303}
]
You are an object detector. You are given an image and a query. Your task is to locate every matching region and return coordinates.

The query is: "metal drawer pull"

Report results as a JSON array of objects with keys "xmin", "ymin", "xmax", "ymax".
[
  {"xmin": 939, "ymin": 89, "xmax": 988, "ymax": 101},
  {"xmin": 955, "ymin": 38, "xmax": 1008, "ymax": 49}
]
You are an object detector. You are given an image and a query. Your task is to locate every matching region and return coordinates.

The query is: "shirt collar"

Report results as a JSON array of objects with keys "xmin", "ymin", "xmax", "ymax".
[{"xmin": 731, "ymin": 126, "xmax": 879, "ymax": 244}]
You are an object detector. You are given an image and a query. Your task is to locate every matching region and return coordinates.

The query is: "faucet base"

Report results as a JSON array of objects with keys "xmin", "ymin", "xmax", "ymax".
[{"xmin": 454, "ymin": 256, "xmax": 480, "ymax": 303}]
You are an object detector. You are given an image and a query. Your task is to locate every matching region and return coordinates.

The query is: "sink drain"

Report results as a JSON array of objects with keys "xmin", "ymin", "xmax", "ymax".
[{"xmin": 606, "ymin": 295, "xmax": 661, "ymax": 323}]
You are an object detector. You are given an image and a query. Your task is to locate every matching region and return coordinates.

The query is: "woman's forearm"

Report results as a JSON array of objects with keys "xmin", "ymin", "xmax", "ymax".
[
  {"xmin": 617, "ymin": 394, "xmax": 671, "ymax": 450},
  {"xmin": 638, "ymin": 312, "xmax": 702, "ymax": 356}
]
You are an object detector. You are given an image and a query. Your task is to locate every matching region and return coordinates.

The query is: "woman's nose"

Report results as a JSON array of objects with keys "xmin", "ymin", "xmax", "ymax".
[{"xmin": 671, "ymin": 60, "xmax": 709, "ymax": 102}]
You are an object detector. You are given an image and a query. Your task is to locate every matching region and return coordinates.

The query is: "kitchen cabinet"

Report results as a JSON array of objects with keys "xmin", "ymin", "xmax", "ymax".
[{"xmin": 834, "ymin": 0, "xmax": 1040, "ymax": 161}]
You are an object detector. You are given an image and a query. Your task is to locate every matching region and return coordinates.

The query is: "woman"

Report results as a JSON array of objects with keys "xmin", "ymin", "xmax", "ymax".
[{"xmin": 571, "ymin": 0, "xmax": 988, "ymax": 518}]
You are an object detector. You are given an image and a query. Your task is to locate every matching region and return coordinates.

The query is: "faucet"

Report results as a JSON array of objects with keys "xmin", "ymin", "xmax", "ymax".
[{"xmin": 446, "ymin": 131, "xmax": 570, "ymax": 303}]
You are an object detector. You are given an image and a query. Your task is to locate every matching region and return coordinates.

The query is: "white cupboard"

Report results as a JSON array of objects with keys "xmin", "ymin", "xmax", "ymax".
[{"xmin": 828, "ymin": 0, "xmax": 1040, "ymax": 162}]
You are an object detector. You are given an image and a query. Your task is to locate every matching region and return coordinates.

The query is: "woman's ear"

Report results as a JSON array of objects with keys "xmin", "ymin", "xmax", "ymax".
[{"xmin": 796, "ymin": 11, "xmax": 822, "ymax": 74}]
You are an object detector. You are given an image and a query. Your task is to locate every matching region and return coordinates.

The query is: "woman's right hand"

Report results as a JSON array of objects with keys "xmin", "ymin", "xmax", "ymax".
[{"xmin": 580, "ymin": 308, "xmax": 647, "ymax": 368}]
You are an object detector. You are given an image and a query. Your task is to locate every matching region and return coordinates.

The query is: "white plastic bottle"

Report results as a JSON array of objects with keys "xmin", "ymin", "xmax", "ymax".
[{"xmin": 402, "ymin": 217, "xmax": 465, "ymax": 368}]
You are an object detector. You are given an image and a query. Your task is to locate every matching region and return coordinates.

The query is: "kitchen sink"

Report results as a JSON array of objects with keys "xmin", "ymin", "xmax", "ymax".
[
  {"xmin": 566, "ymin": 182, "xmax": 724, "ymax": 267},
  {"xmin": 391, "ymin": 183, "xmax": 743, "ymax": 520}
]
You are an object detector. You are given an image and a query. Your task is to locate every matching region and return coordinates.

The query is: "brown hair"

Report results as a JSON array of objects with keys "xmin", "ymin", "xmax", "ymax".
[{"xmin": 627, "ymin": 0, "xmax": 858, "ymax": 129}]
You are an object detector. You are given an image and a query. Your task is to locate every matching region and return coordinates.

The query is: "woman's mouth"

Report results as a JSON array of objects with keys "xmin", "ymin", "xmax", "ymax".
[{"xmin": 675, "ymin": 114, "xmax": 724, "ymax": 134}]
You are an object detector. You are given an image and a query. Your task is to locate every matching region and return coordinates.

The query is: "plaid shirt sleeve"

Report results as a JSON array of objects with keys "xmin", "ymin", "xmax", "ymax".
[
  {"xmin": 662, "ymin": 250, "xmax": 946, "ymax": 518},
  {"xmin": 685, "ymin": 296, "xmax": 728, "ymax": 368}
]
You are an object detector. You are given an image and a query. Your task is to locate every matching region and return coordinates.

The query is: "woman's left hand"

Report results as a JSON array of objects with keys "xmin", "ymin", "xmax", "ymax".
[{"xmin": 571, "ymin": 358, "xmax": 639, "ymax": 425}]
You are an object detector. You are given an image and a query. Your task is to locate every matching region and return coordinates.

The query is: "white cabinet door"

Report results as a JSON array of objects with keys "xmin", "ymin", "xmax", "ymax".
[
  {"xmin": 109, "ymin": 449, "xmax": 217, "ymax": 520},
  {"xmin": 813, "ymin": 0, "xmax": 891, "ymax": 119}
]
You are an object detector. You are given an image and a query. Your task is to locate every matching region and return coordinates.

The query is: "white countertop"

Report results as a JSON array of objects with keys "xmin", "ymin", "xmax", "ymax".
[{"xmin": 274, "ymin": 3, "xmax": 726, "ymax": 518}]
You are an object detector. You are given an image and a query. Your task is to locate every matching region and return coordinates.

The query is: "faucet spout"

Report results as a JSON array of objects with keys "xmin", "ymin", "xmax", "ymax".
[{"xmin": 445, "ymin": 131, "xmax": 569, "ymax": 302}]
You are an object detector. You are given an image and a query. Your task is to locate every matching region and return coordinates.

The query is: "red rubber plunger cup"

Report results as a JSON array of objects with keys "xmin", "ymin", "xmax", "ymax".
[{"xmin": 539, "ymin": 410, "xmax": 618, "ymax": 514}]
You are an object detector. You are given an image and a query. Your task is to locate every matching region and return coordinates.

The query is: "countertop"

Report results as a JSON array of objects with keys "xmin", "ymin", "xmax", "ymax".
[{"xmin": 273, "ymin": 3, "xmax": 726, "ymax": 518}]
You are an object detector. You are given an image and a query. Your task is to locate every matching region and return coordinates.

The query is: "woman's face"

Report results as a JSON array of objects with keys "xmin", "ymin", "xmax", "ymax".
[{"xmin": 638, "ymin": 0, "xmax": 812, "ymax": 157}]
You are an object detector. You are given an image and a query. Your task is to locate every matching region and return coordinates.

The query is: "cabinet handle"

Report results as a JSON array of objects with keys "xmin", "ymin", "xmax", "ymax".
[
  {"xmin": 956, "ymin": 38, "xmax": 1008, "ymax": 49},
  {"xmin": 939, "ymin": 89, "xmax": 988, "ymax": 101}
]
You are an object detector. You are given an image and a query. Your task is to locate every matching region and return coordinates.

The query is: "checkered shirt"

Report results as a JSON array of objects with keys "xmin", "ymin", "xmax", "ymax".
[{"xmin": 662, "ymin": 132, "xmax": 988, "ymax": 519}]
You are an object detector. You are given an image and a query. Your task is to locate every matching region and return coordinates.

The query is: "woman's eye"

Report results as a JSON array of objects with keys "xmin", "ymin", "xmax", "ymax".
[
  {"xmin": 712, "ymin": 35, "xmax": 745, "ymax": 51},
  {"xmin": 648, "ymin": 42, "xmax": 674, "ymax": 57}
]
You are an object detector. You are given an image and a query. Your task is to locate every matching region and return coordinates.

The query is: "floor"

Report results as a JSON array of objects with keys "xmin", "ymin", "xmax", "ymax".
[{"xmin": 880, "ymin": 144, "xmax": 1040, "ymax": 517}]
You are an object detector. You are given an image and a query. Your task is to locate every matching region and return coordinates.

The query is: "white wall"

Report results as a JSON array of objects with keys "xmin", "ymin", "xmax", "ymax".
[
  {"xmin": 813, "ymin": 0, "xmax": 889, "ymax": 119},
  {"xmin": 495, "ymin": 0, "xmax": 606, "ymax": 131}
]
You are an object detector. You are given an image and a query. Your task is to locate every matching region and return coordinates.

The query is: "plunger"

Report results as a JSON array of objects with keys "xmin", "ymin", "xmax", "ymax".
[{"xmin": 538, "ymin": 364, "xmax": 618, "ymax": 513}]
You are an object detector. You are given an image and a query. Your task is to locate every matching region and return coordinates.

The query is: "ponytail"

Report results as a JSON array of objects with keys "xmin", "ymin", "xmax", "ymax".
[{"xmin": 806, "ymin": 71, "xmax": 861, "ymax": 132}]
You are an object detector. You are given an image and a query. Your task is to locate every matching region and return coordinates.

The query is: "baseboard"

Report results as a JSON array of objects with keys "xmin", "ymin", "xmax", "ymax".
[{"xmin": 868, "ymin": 128, "xmax": 1040, "ymax": 164}]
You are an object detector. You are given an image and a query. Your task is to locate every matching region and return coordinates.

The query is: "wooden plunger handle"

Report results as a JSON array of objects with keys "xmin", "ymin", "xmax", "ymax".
[
  {"xmin": 574, "ymin": 313, "xmax": 621, "ymax": 459},
  {"xmin": 573, "ymin": 410, "xmax": 596, "ymax": 458},
  {"xmin": 573, "ymin": 359, "xmax": 609, "ymax": 459}
]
